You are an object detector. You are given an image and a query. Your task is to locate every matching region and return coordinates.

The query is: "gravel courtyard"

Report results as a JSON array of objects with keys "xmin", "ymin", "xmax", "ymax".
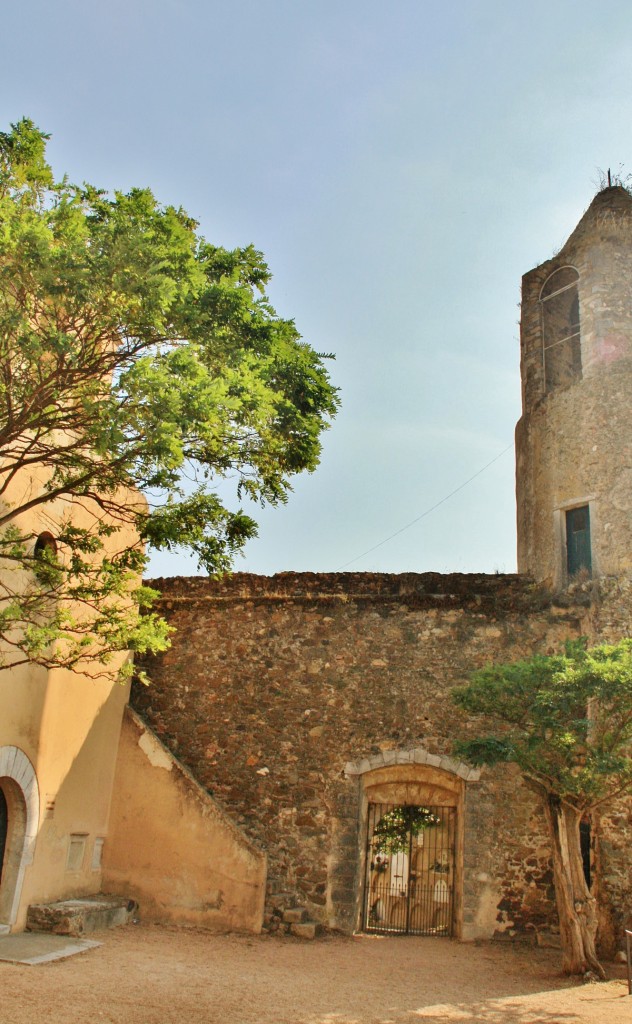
[{"xmin": 2, "ymin": 925, "xmax": 630, "ymax": 1024}]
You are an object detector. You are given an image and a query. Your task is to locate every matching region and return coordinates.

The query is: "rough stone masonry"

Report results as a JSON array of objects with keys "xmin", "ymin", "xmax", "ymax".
[{"xmin": 133, "ymin": 571, "xmax": 613, "ymax": 942}]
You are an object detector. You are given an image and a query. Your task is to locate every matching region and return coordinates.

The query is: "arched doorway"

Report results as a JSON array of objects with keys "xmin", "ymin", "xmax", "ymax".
[
  {"xmin": 346, "ymin": 748, "xmax": 479, "ymax": 939},
  {"xmin": 363, "ymin": 801, "xmax": 456, "ymax": 935},
  {"xmin": 0, "ymin": 747, "xmax": 39, "ymax": 931}
]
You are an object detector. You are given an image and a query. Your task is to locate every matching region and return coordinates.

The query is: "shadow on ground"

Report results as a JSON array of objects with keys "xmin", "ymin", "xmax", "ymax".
[{"xmin": 1, "ymin": 926, "xmax": 629, "ymax": 1024}]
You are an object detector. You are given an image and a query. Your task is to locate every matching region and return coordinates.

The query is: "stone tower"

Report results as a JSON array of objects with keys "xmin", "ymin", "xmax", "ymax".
[{"xmin": 516, "ymin": 185, "xmax": 632, "ymax": 587}]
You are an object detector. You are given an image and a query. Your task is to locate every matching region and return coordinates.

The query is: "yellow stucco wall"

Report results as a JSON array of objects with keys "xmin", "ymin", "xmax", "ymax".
[
  {"xmin": 102, "ymin": 708, "xmax": 266, "ymax": 933},
  {"xmin": 0, "ymin": 662, "xmax": 130, "ymax": 930},
  {"xmin": 0, "ymin": 469, "xmax": 140, "ymax": 931}
]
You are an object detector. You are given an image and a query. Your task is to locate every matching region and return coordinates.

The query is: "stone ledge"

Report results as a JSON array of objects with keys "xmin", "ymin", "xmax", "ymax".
[
  {"xmin": 282, "ymin": 908, "xmax": 308, "ymax": 924},
  {"xmin": 290, "ymin": 921, "xmax": 323, "ymax": 940},
  {"xmin": 27, "ymin": 896, "xmax": 138, "ymax": 937}
]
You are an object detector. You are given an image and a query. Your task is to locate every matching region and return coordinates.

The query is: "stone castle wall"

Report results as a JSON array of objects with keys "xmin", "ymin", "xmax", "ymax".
[
  {"xmin": 134, "ymin": 572, "xmax": 595, "ymax": 940},
  {"xmin": 131, "ymin": 187, "xmax": 632, "ymax": 949}
]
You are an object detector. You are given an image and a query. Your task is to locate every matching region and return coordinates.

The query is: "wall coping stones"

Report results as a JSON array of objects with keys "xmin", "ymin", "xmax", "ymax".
[
  {"xmin": 344, "ymin": 747, "xmax": 480, "ymax": 782},
  {"xmin": 144, "ymin": 572, "xmax": 565, "ymax": 617}
]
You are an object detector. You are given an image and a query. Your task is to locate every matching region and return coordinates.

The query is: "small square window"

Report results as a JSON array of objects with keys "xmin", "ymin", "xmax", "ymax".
[
  {"xmin": 66, "ymin": 834, "xmax": 87, "ymax": 872},
  {"xmin": 91, "ymin": 837, "xmax": 104, "ymax": 871}
]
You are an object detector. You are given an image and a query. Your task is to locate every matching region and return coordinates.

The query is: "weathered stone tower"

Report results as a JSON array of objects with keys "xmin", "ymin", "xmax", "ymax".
[{"xmin": 516, "ymin": 186, "xmax": 632, "ymax": 587}]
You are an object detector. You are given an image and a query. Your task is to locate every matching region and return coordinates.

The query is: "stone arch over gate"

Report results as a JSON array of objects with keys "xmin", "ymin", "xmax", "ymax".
[
  {"xmin": 342, "ymin": 748, "xmax": 480, "ymax": 937},
  {"xmin": 0, "ymin": 746, "xmax": 39, "ymax": 932}
]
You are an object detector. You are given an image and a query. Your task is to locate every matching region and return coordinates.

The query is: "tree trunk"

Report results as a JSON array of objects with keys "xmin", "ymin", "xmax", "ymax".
[{"xmin": 542, "ymin": 795, "xmax": 605, "ymax": 978}]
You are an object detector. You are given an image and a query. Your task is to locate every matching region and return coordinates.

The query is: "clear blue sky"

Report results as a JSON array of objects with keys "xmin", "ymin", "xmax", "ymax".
[{"xmin": 3, "ymin": 1, "xmax": 632, "ymax": 576}]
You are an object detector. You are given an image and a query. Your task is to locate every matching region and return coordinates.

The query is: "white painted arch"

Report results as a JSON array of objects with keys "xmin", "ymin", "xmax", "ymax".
[{"xmin": 0, "ymin": 746, "xmax": 40, "ymax": 930}]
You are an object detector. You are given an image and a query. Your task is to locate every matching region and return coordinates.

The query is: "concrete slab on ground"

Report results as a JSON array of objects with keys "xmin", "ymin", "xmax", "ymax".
[{"xmin": 0, "ymin": 932, "xmax": 101, "ymax": 965}]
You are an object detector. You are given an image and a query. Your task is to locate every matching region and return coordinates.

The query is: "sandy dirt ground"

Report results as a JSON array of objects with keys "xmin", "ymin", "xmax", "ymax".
[{"xmin": 1, "ymin": 925, "xmax": 630, "ymax": 1024}]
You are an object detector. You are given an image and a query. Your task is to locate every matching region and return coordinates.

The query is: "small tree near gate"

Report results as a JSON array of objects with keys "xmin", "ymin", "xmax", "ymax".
[{"xmin": 452, "ymin": 638, "xmax": 632, "ymax": 978}]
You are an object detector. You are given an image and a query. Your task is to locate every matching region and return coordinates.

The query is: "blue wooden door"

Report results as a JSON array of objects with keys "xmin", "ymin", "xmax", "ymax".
[{"xmin": 566, "ymin": 506, "xmax": 591, "ymax": 577}]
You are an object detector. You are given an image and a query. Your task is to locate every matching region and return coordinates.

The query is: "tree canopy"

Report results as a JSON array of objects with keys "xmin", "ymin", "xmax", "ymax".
[
  {"xmin": 372, "ymin": 806, "xmax": 440, "ymax": 855},
  {"xmin": 0, "ymin": 118, "xmax": 338, "ymax": 675},
  {"xmin": 453, "ymin": 637, "xmax": 632, "ymax": 977},
  {"xmin": 453, "ymin": 638, "xmax": 632, "ymax": 811}
]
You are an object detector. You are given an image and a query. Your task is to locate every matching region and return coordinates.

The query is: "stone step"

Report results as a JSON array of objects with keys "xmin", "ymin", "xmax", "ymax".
[
  {"xmin": 26, "ymin": 895, "xmax": 138, "ymax": 937},
  {"xmin": 264, "ymin": 906, "xmax": 324, "ymax": 939},
  {"xmin": 289, "ymin": 921, "xmax": 323, "ymax": 940},
  {"xmin": 282, "ymin": 907, "xmax": 308, "ymax": 924}
]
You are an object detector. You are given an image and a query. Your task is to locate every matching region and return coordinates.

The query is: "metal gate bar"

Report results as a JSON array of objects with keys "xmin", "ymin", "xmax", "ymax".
[{"xmin": 362, "ymin": 803, "xmax": 456, "ymax": 936}]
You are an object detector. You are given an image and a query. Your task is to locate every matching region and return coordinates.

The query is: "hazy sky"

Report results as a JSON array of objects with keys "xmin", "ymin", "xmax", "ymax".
[{"xmin": 3, "ymin": 1, "xmax": 632, "ymax": 576}]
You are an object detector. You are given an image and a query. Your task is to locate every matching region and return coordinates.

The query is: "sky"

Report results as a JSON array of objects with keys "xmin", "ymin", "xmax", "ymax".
[{"xmin": 2, "ymin": 1, "xmax": 632, "ymax": 577}]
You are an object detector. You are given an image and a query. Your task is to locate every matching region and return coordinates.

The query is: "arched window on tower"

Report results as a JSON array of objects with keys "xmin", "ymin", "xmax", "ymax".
[
  {"xmin": 540, "ymin": 267, "xmax": 581, "ymax": 392},
  {"xmin": 33, "ymin": 532, "xmax": 59, "ymax": 586}
]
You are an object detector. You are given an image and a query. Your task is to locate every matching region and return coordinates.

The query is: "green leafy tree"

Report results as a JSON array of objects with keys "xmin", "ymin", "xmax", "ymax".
[
  {"xmin": 373, "ymin": 806, "xmax": 440, "ymax": 855},
  {"xmin": 0, "ymin": 119, "xmax": 338, "ymax": 676},
  {"xmin": 453, "ymin": 638, "xmax": 632, "ymax": 978}
]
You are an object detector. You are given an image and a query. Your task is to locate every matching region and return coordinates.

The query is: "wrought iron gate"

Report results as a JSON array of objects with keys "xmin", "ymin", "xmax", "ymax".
[{"xmin": 362, "ymin": 803, "xmax": 456, "ymax": 936}]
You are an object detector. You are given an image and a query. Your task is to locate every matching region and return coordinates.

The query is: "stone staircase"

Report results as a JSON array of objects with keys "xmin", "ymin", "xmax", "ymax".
[
  {"xmin": 26, "ymin": 895, "xmax": 138, "ymax": 937},
  {"xmin": 264, "ymin": 906, "xmax": 323, "ymax": 939}
]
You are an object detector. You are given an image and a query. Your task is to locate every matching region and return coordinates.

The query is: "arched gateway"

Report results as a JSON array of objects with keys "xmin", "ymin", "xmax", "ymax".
[
  {"xmin": 0, "ymin": 746, "xmax": 39, "ymax": 932},
  {"xmin": 345, "ymin": 749, "xmax": 479, "ymax": 937}
]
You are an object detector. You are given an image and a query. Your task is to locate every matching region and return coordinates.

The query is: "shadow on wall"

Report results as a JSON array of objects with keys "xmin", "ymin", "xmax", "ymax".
[{"xmin": 102, "ymin": 707, "xmax": 266, "ymax": 933}]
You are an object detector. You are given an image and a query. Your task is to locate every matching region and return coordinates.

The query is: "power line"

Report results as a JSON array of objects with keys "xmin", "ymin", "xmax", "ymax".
[{"xmin": 335, "ymin": 442, "xmax": 515, "ymax": 571}]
